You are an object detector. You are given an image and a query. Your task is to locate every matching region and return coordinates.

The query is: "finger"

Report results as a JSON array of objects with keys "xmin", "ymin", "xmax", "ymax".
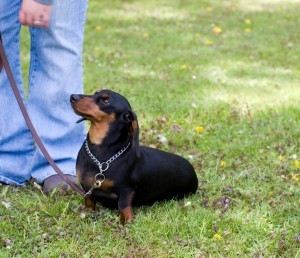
[
  {"xmin": 39, "ymin": 14, "xmax": 49, "ymax": 28},
  {"xmin": 20, "ymin": 10, "xmax": 35, "ymax": 27},
  {"xmin": 32, "ymin": 14, "xmax": 46, "ymax": 28},
  {"xmin": 40, "ymin": 13, "xmax": 50, "ymax": 28},
  {"xmin": 32, "ymin": 20, "xmax": 44, "ymax": 27},
  {"xmin": 43, "ymin": 18, "xmax": 49, "ymax": 28},
  {"xmin": 18, "ymin": 10, "xmax": 26, "ymax": 25},
  {"xmin": 26, "ymin": 14, "xmax": 35, "ymax": 27},
  {"xmin": 32, "ymin": 14, "xmax": 49, "ymax": 28}
]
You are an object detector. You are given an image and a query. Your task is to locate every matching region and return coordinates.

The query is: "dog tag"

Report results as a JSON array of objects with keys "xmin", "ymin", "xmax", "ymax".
[{"xmin": 84, "ymin": 184, "xmax": 97, "ymax": 197}]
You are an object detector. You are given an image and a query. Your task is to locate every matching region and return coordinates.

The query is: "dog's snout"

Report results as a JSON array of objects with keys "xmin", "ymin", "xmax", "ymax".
[{"xmin": 70, "ymin": 94, "xmax": 80, "ymax": 103}]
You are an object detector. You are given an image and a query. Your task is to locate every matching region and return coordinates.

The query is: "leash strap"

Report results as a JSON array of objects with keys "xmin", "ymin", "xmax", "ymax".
[{"xmin": 0, "ymin": 34, "xmax": 85, "ymax": 196}]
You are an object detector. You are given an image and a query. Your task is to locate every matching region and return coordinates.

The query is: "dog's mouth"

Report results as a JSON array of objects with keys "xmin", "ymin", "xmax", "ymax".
[
  {"xmin": 70, "ymin": 95, "xmax": 97, "ymax": 123},
  {"xmin": 72, "ymin": 109, "xmax": 94, "ymax": 123},
  {"xmin": 71, "ymin": 102, "xmax": 112, "ymax": 124},
  {"xmin": 70, "ymin": 105, "xmax": 88, "ymax": 123},
  {"xmin": 76, "ymin": 117, "xmax": 86, "ymax": 123}
]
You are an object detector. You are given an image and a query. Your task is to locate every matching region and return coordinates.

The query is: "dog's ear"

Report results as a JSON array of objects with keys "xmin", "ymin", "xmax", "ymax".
[
  {"xmin": 122, "ymin": 111, "xmax": 140, "ymax": 158},
  {"xmin": 122, "ymin": 112, "xmax": 133, "ymax": 123}
]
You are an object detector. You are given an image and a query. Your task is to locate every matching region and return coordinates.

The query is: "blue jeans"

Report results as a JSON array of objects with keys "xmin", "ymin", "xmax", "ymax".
[{"xmin": 0, "ymin": 0, "xmax": 88, "ymax": 185}]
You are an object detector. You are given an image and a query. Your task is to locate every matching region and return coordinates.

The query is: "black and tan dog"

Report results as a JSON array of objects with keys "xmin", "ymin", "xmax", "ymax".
[{"xmin": 70, "ymin": 89, "xmax": 198, "ymax": 224}]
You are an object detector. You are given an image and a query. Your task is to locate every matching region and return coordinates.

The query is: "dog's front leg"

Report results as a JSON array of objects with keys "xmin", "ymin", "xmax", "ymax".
[
  {"xmin": 118, "ymin": 190, "xmax": 135, "ymax": 225},
  {"xmin": 85, "ymin": 197, "xmax": 96, "ymax": 210}
]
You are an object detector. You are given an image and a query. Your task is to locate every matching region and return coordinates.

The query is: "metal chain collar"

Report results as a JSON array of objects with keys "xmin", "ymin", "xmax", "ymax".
[{"xmin": 84, "ymin": 140, "xmax": 131, "ymax": 196}]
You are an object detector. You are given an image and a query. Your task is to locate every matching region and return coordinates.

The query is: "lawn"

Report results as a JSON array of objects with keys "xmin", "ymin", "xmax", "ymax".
[{"xmin": 1, "ymin": 0, "xmax": 300, "ymax": 257}]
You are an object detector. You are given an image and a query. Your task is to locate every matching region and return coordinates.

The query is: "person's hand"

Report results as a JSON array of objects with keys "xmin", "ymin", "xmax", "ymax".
[{"xmin": 19, "ymin": 0, "xmax": 52, "ymax": 28}]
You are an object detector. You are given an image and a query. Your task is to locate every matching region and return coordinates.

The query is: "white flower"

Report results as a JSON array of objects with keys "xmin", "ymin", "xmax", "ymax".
[{"xmin": 157, "ymin": 134, "xmax": 168, "ymax": 144}]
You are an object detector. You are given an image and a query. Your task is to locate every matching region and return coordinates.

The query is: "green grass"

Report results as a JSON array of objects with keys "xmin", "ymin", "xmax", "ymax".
[{"xmin": 1, "ymin": 0, "xmax": 300, "ymax": 257}]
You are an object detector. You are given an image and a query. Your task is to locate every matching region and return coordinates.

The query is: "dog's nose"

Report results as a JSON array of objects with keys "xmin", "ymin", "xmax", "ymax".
[{"xmin": 70, "ymin": 94, "xmax": 80, "ymax": 103}]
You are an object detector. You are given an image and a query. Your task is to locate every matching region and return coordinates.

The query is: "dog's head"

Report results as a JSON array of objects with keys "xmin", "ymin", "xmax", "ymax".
[{"xmin": 70, "ymin": 89, "xmax": 140, "ymax": 157}]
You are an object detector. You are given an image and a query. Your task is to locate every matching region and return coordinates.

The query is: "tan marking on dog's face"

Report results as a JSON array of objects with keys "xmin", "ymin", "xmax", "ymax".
[
  {"xmin": 72, "ymin": 97, "xmax": 99, "ymax": 117},
  {"xmin": 93, "ymin": 107, "xmax": 114, "ymax": 123},
  {"xmin": 101, "ymin": 93, "xmax": 110, "ymax": 99}
]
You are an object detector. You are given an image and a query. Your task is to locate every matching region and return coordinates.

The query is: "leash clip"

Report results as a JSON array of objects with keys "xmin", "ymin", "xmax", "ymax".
[{"xmin": 84, "ymin": 172, "xmax": 106, "ymax": 197}]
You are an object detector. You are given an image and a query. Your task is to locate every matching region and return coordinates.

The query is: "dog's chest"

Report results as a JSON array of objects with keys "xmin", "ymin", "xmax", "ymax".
[
  {"xmin": 81, "ymin": 176, "xmax": 115, "ymax": 190},
  {"xmin": 81, "ymin": 176, "xmax": 119, "ymax": 201},
  {"xmin": 99, "ymin": 178, "xmax": 115, "ymax": 190},
  {"xmin": 91, "ymin": 178, "xmax": 119, "ymax": 203}
]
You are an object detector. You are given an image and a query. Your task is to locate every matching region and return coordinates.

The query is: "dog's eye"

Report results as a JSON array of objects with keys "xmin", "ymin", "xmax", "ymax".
[
  {"xmin": 99, "ymin": 93, "xmax": 110, "ymax": 105},
  {"xmin": 101, "ymin": 97, "xmax": 110, "ymax": 105}
]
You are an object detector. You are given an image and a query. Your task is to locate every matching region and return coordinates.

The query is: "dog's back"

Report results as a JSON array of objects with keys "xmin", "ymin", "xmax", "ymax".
[{"xmin": 131, "ymin": 146, "xmax": 198, "ymax": 206}]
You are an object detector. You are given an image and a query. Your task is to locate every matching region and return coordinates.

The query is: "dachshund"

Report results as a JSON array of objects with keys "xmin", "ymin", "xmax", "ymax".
[{"xmin": 70, "ymin": 89, "xmax": 198, "ymax": 224}]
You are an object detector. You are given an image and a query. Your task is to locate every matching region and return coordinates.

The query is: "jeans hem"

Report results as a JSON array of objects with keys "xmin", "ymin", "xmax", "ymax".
[{"xmin": 0, "ymin": 176, "xmax": 26, "ymax": 186}]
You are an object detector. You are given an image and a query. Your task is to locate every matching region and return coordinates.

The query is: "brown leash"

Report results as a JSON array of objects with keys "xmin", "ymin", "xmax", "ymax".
[{"xmin": 0, "ymin": 34, "xmax": 85, "ymax": 197}]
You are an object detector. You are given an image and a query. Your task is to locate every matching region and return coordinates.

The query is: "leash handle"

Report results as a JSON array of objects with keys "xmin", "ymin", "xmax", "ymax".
[{"xmin": 0, "ymin": 34, "xmax": 85, "ymax": 196}]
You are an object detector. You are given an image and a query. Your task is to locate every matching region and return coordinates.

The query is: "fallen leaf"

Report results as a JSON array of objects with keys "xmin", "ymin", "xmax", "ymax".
[{"xmin": 2, "ymin": 200, "xmax": 12, "ymax": 209}]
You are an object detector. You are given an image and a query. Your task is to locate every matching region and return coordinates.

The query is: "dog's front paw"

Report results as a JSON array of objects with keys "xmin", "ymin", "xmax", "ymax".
[
  {"xmin": 120, "ymin": 207, "xmax": 133, "ymax": 225},
  {"xmin": 85, "ymin": 197, "xmax": 96, "ymax": 210}
]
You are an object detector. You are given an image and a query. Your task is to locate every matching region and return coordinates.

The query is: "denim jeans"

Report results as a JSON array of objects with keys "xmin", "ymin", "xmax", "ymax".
[{"xmin": 0, "ymin": 0, "xmax": 88, "ymax": 185}]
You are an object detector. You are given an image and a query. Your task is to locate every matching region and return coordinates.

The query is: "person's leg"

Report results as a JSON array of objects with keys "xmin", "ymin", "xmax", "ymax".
[
  {"xmin": 29, "ymin": 0, "xmax": 88, "ymax": 183},
  {"xmin": 0, "ymin": 0, "xmax": 34, "ymax": 185}
]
